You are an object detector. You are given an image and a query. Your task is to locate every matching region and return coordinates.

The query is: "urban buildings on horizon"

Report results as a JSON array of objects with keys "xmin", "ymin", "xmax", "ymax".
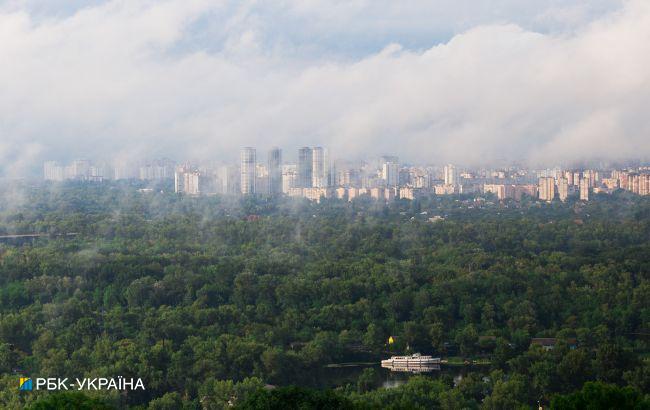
[{"xmin": 42, "ymin": 148, "xmax": 650, "ymax": 203}]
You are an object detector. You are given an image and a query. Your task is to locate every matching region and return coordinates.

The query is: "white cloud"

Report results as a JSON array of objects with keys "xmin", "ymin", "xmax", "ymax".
[{"xmin": 0, "ymin": 0, "xmax": 647, "ymax": 175}]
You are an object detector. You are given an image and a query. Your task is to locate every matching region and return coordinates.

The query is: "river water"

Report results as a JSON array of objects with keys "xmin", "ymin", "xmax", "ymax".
[{"xmin": 311, "ymin": 363, "xmax": 477, "ymax": 390}]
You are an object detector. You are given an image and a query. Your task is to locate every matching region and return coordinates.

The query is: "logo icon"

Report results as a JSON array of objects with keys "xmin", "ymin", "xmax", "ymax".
[{"xmin": 19, "ymin": 377, "xmax": 32, "ymax": 391}]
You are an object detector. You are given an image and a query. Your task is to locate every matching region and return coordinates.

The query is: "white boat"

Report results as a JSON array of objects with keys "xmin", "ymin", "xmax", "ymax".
[{"xmin": 381, "ymin": 353, "xmax": 441, "ymax": 367}]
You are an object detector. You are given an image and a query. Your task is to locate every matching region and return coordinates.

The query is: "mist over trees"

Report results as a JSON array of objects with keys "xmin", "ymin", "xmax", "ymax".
[{"xmin": 0, "ymin": 181, "xmax": 648, "ymax": 408}]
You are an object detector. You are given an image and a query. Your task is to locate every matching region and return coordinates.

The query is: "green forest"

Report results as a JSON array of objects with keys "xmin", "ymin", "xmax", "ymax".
[{"xmin": 0, "ymin": 181, "xmax": 648, "ymax": 409}]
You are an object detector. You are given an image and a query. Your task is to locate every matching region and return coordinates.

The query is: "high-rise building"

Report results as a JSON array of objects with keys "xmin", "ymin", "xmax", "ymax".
[
  {"xmin": 44, "ymin": 161, "xmax": 64, "ymax": 181},
  {"xmin": 174, "ymin": 165, "xmax": 187, "ymax": 193},
  {"xmin": 70, "ymin": 159, "xmax": 91, "ymax": 179},
  {"xmin": 94, "ymin": 162, "xmax": 113, "ymax": 181},
  {"xmin": 113, "ymin": 161, "xmax": 138, "ymax": 180},
  {"xmin": 282, "ymin": 164, "xmax": 298, "ymax": 194},
  {"xmin": 484, "ymin": 184, "xmax": 509, "ymax": 200},
  {"xmin": 44, "ymin": 160, "xmax": 106, "ymax": 181},
  {"xmin": 413, "ymin": 173, "xmax": 430, "ymax": 189},
  {"xmin": 256, "ymin": 164, "xmax": 270, "ymax": 195},
  {"xmin": 584, "ymin": 170, "xmax": 599, "ymax": 187},
  {"xmin": 538, "ymin": 177, "xmax": 555, "ymax": 202},
  {"xmin": 298, "ymin": 147, "xmax": 313, "ymax": 188},
  {"xmin": 564, "ymin": 170, "xmax": 574, "ymax": 186},
  {"xmin": 268, "ymin": 147, "xmax": 282, "ymax": 195},
  {"xmin": 640, "ymin": 174, "xmax": 650, "ymax": 196},
  {"xmin": 399, "ymin": 169, "xmax": 411, "ymax": 186},
  {"xmin": 579, "ymin": 177, "xmax": 590, "ymax": 201},
  {"xmin": 139, "ymin": 159, "xmax": 174, "ymax": 181},
  {"xmin": 573, "ymin": 172, "xmax": 581, "ymax": 186},
  {"xmin": 174, "ymin": 165, "xmax": 201, "ymax": 195},
  {"xmin": 311, "ymin": 147, "xmax": 328, "ymax": 188},
  {"xmin": 240, "ymin": 147, "xmax": 256, "ymax": 195},
  {"xmin": 337, "ymin": 168, "xmax": 360, "ymax": 188},
  {"xmin": 382, "ymin": 162, "xmax": 399, "ymax": 187},
  {"xmin": 513, "ymin": 184, "xmax": 538, "ymax": 201},
  {"xmin": 444, "ymin": 164, "xmax": 457, "ymax": 186},
  {"xmin": 184, "ymin": 172, "xmax": 201, "ymax": 195},
  {"xmin": 557, "ymin": 177, "xmax": 569, "ymax": 202},
  {"xmin": 328, "ymin": 158, "xmax": 336, "ymax": 187},
  {"xmin": 218, "ymin": 165, "xmax": 240, "ymax": 194}
]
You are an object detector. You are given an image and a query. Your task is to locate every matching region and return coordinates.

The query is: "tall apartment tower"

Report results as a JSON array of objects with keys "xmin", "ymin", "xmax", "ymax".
[
  {"xmin": 573, "ymin": 172, "xmax": 581, "ymax": 186},
  {"xmin": 298, "ymin": 147, "xmax": 313, "ymax": 188},
  {"xmin": 382, "ymin": 162, "xmax": 399, "ymax": 187},
  {"xmin": 174, "ymin": 165, "xmax": 201, "ymax": 195},
  {"xmin": 557, "ymin": 177, "xmax": 569, "ymax": 202},
  {"xmin": 240, "ymin": 147, "xmax": 257, "ymax": 195},
  {"xmin": 579, "ymin": 178, "xmax": 590, "ymax": 201},
  {"xmin": 380, "ymin": 156, "xmax": 399, "ymax": 187},
  {"xmin": 44, "ymin": 161, "xmax": 64, "ymax": 181},
  {"xmin": 640, "ymin": 174, "xmax": 650, "ymax": 196},
  {"xmin": 538, "ymin": 177, "xmax": 555, "ymax": 202},
  {"xmin": 444, "ymin": 164, "xmax": 457, "ymax": 186},
  {"xmin": 70, "ymin": 159, "xmax": 91, "ymax": 179},
  {"xmin": 282, "ymin": 164, "xmax": 298, "ymax": 194},
  {"xmin": 312, "ymin": 147, "xmax": 330, "ymax": 188},
  {"xmin": 218, "ymin": 165, "xmax": 240, "ymax": 194},
  {"xmin": 268, "ymin": 147, "xmax": 282, "ymax": 195},
  {"xmin": 564, "ymin": 170, "xmax": 574, "ymax": 186}
]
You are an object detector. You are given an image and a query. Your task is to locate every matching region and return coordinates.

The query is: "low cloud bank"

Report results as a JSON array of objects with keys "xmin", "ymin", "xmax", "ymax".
[{"xmin": 0, "ymin": 0, "xmax": 647, "ymax": 175}]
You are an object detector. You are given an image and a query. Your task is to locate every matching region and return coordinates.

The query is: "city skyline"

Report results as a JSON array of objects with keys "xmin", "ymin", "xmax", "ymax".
[{"xmin": 41, "ymin": 145, "xmax": 650, "ymax": 203}]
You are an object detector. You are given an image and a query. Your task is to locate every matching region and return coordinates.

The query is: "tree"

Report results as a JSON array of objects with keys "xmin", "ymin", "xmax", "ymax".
[
  {"xmin": 356, "ymin": 368, "xmax": 379, "ymax": 393},
  {"xmin": 27, "ymin": 392, "xmax": 114, "ymax": 410},
  {"xmin": 550, "ymin": 382, "xmax": 650, "ymax": 410},
  {"xmin": 147, "ymin": 392, "xmax": 183, "ymax": 410},
  {"xmin": 236, "ymin": 386, "xmax": 355, "ymax": 410},
  {"xmin": 482, "ymin": 375, "xmax": 529, "ymax": 410}
]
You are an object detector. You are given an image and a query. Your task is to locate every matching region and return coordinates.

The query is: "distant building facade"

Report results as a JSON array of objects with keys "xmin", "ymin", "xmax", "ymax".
[
  {"xmin": 444, "ymin": 164, "xmax": 457, "ymax": 186},
  {"xmin": 538, "ymin": 177, "xmax": 555, "ymax": 202},
  {"xmin": 557, "ymin": 177, "xmax": 569, "ymax": 202},
  {"xmin": 579, "ymin": 177, "xmax": 590, "ymax": 201},
  {"xmin": 268, "ymin": 147, "xmax": 282, "ymax": 195},
  {"xmin": 298, "ymin": 147, "xmax": 313, "ymax": 188},
  {"xmin": 240, "ymin": 147, "xmax": 256, "ymax": 195}
]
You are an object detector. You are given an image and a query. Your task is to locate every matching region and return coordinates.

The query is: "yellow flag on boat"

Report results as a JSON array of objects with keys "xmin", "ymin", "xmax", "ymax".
[{"xmin": 388, "ymin": 336, "xmax": 395, "ymax": 344}]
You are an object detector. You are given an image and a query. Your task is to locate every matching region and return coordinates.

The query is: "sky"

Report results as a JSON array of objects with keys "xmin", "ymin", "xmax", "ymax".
[{"xmin": 1, "ymin": 0, "xmax": 648, "ymax": 176}]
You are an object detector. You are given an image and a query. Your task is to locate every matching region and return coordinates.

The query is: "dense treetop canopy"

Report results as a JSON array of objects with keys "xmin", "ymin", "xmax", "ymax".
[{"xmin": 0, "ymin": 181, "xmax": 648, "ymax": 408}]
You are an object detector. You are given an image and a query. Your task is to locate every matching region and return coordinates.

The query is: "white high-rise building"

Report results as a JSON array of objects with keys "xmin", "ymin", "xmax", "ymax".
[
  {"xmin": 139, "ymin": 159, "xmax": 174, "ymax": 181},
  {"xmin": 113, "ymin": 161, "xmax": 138, "ymax": 180},
  {"xmin": 579, "ymin": 178, "xmax": 590, "ymax": 201},
  {"xmin": 312, "ymin": 147, "xmax": 327, "ymax": 188},
  {"xmin": 44, "ymin": 161, "xmax": 64, "ymax": 181},
  {"xmin": 240, "ymin": 147, "xmax": 256, "ymax": 195},
  {"xmin": 69, "ymin": 159, "xmax": 90, "ymax": 179},
  {"xmin": 444, "ymin": 164, "xmax": 457, "ymax": 186},
  {"xmin": 382, "ymin": 162, "xmax": 399, "ymax": 187},
  {"xmin": 538, "ymin": 177, "xmax": 555, "ymax": 202},
  {"xmin": 174, "ymin": 166, "xmax": 201, "ymax": 195}
]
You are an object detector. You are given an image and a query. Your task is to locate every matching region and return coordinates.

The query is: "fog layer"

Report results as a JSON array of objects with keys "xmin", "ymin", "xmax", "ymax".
[{"xmin": 0, "ymin": 0, "xmax": 646, "ymax": 176}]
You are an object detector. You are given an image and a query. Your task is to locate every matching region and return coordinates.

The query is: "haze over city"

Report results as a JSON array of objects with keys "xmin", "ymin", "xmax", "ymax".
[
  {"xmin": 3, "ymin": 2, "xmax": 650, "ymax": 409},
  {"xmin": 1, "ymin": 0, "xmax": 650, "ymax": 179}
]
